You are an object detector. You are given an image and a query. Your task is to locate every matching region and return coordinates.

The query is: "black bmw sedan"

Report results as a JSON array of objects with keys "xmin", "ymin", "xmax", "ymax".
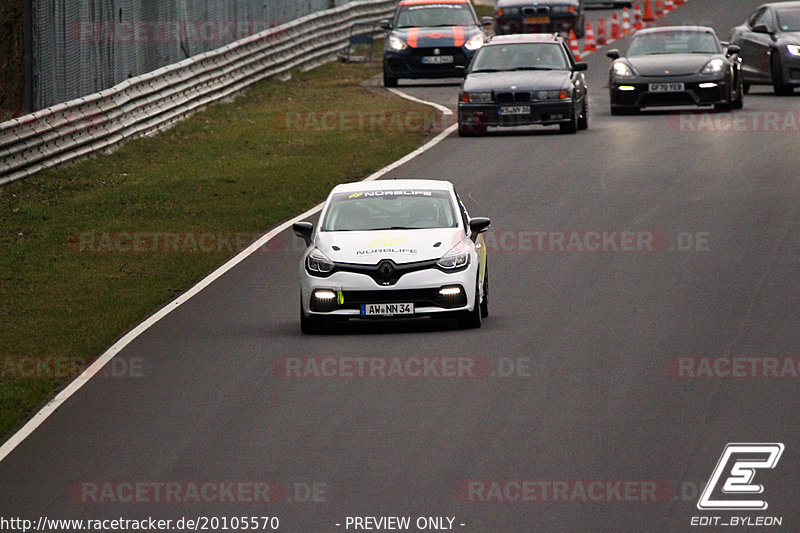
[
  {"xmin": 457, "ymin": 34, "xmax": 588, "ymax": 136},
  {"xmin": 607, "ymin": 26, "xmax": 744, "ymax": 114},
  {"xmin": 729, "ymin": 1, "xmax": 800, "ymax": 95}
]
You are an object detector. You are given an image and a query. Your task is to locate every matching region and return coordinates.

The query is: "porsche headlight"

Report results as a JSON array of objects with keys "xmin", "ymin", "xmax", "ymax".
[
  {"xmin": 787, "ymin": 44, "xmax": 800, "ymax": 56},
  {"xmin": 307, "ymin": 248, "xmax": 334, "ymax": 274},
  {"xmin": 388, "ymin": 36, "xmax": 407, "ymax": 51},
  {"xmin": 465, "ymin": 34, "xmax": 485, "ymax": 51},
  {"xmin": 701, "ymin": 58, "xmax": 725, "ymax": 74},
  {"xmin": 612, "ymin": 62, "xmax": 634, "ymax": 78},
  {"xmin": 437, "ymin": 243, "xmax": 470, "ymax": 270}
]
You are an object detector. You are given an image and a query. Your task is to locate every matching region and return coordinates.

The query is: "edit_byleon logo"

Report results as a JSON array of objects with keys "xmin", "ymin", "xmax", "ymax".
[{"xmin": 697, "ymin": 443, "xmax": 784, "ymax": 511}]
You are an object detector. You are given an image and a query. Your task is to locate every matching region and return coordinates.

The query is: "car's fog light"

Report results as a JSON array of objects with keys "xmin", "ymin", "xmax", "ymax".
[
  {"xmin": 438, "ymin": 285, "xmax": 467, "ymax": 308},
  {"xmin": 311, "ymin": 289, "xmax": 338, "ymax": 312}
]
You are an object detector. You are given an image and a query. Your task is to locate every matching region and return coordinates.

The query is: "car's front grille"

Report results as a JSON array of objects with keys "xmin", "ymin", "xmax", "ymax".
[
  {"xmin": 522, "ymin": 6, "xmax": 549, "ymax": 15},
  {"xmin": 496, "ymin": 91, "xmax": 532, "ymax": 104}
]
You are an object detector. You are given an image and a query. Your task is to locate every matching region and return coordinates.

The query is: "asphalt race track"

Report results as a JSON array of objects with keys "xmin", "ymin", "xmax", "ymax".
[{"xmin": 1, "ymin": 0, "xmax": 799, "ymax": 531}]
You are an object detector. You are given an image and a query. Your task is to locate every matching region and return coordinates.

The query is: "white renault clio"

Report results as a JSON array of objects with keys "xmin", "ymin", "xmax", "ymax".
[{"xmin": 293, "ymin": 179, "xmax": 490, "ymax": 333}]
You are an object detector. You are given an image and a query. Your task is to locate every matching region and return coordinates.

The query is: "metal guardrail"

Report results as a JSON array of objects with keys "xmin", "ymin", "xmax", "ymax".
[{"xmin": 0, "ymin": 0, "xmax": 396, "ymax": 186}]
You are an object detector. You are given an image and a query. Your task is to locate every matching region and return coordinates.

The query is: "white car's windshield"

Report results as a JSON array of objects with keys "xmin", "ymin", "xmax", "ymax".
[
  {"xmin": 471, "ymin": 43, "xmax": 569, "ymax": 71},
  {"xmin": 322, "ymin": 190, "xmax": 458, "ymax": 231},
  {"xmin": 627, "ymin": 31, "xmax": 721, "ymax": 56},
  {"xmin": 395, "ymin": 4, "xmax": 476, "ymax": 28}
]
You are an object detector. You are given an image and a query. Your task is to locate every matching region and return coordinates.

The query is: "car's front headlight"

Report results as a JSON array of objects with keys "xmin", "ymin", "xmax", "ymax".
[
  {"xmin": 307, "ymin": 248, "xmax": 335, "ymax": 274},
  {"xmin": 465, "ymin": 34, "xmax": 485, "ymax": 51},
  {"xmin": 437, "ymin": 243, "xmax": 470, "ymax": 270},
  {"xmin": 612, "ymin": 62, "xmax": 634, "ymax": 78},
  {"xmin": 461, "ymin": 91, "xmax": 493, "ymax": 103},
  {"xmin": 497, "ymin": 7, "xmax": 519, "ymax": 16},
  {"xmin": 787, "ymin": 44, "xmax": 800, "ymax": 56},
  {"xmin": 701, "ymin": 58, "xmax": 725, "ymax": 74},
  {"xmin": 535, "ymin": 89, "xmax": 569, "ymax": 100},
  {"xmin": 551, "ymin": 5, "xmax": 578, "ymax": 14},
  {"xmin": 388, "ymin": 36, "xmax": 407, "ymax": 51}
]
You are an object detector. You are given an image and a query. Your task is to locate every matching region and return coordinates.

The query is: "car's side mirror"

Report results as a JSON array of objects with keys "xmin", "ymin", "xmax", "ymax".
[
  {"xmin": 574, "ymin": 61, "xmax": 588, "ymax": 71},
  {"xmin": 379, "ymin": 19, "xmax": 392, "ymax": 30},
  {"xmin": 606, "ymin": 49, "xmax": 620, "ymax": 60},
  {"xmin": 293, "ymin": 222, "xmax": 314, "ymax": 247},
  {"xmin": 726, "ymin": 44, "xmax": 741, "ymax": 56},
  {"xmin": 481, "ymin": 16, "xmax": 494, "ymax": 27},
  {"xmin": 469, "ymin": 217, "xmax": 491, "ymax": 240},
  {"xmin": 751, "ymin": 23, "xmax": 771, "ymax": 34}
]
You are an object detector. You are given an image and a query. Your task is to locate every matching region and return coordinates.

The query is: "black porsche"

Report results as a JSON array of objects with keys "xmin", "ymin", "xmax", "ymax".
[
  {"xmin": 457, "ymin": 33, "xmax": 589, "ymax": 136},
  {"xmin": 607, "ymin": 26, "xmax": 745, "ymax": 114}
]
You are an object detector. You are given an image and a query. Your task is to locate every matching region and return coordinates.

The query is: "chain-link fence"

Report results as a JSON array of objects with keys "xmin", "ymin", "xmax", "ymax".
[{"xmin": 24, "ymin": 0, "xmax": 355, "ymax": 111}]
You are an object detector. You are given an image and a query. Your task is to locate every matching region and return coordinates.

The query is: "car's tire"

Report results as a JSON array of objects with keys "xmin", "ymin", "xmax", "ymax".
[
  {"xmin": 383, "ymin": 71, "xmax": 398, "ymax": 88},
  {"xmin": 577, "ymin": 97, "xmax": 589, "ymax": 130},
  {"xmin": 480, "ymin": 263, "xmax": 489, "ymax": 319},
  {"xmin": 300, "ymin": 298, "xmax": 322, "ymax": 334},
  {"xmin": 458, "ymin": 278, "xmax": 482, "ymax": 329},
  {"xmin": 560, "ymin": 104, "xmax": 579, "ymax": 133},
  {"xmin": 771, "ymin": 52, "xmax": 794, "ymax": 95},
  {"xmin": 742, "ymin": 82, "xmax": 751, "ymax": 94},
  {"xmin": 714, "ymin": 101, "xmax": 731, "ymax": 111},
  {"xmin": 732, "ymin": 75, "xmax": 744, "ymax": 110}
]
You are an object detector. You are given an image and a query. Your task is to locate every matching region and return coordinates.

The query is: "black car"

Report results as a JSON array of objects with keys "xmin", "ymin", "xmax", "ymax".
[
  {"xmin": 729, "ymin": 1, "xmax": 800, "ymax": 95},
  {"xmin": 380, "ymin": 0, "xmax": 492, "ymax": 87},
  {"xmin": 607, "ymin": 26, "xmax": 744, "ymax": 114},
  {"xmin": 457, "ymin": 34, "xmax": 589, "ymax": 136},
  {"xmin": 584, "ymin": 0, "xmax": 632, "ymax": 7},
  {"xmin": 494, "ymin": 0, "xmax": 585, "ymax": 38}
]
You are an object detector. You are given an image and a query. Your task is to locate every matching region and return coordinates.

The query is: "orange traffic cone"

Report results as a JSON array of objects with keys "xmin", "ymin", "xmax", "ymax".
[
  {"xmin": 665, "ymin": 0, "xmax": 674, "ymax": 11},
  {"xmin": 633, "ymin": 3, "xmax": 644, "ymax": 30},
  {"xmin": 583, "ymin": 23, "xmax": 598, "ymax": 52},
  {"xmin": 568, "ymin": 29, "xmax": 582, "ymax": 61},
  {"xmin": 655, "ymin": 0, "xmax": 665, "ymax": 17},
  {"xmin": 596, "ymin": 18, "xmax": 608, "ymax": 45},
  {"xmin": 643, "ymin": 0, "xmax": 655, "ymax": 23},
  {"xmin": 610, "ymin": 12, "xmax": 622, "ymax": 40},
  {"xmin": 622, "ymin": 8, "xmax": 632, "ymax": 36}
]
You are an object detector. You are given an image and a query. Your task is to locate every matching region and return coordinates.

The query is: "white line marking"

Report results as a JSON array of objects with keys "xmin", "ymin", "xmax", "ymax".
[
  {"xmin": 0, "ymin": 94, "xmax": 456, "ymax": 463},
  {"xmin": 388, "ymin": 87, "xmax": 454, "ymax": 115}
]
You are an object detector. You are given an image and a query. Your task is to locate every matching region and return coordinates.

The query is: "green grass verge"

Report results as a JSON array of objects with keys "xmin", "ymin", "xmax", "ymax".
[{"xmin": 0, "ymin": 59, "xmax": 441, "ymax": 440}]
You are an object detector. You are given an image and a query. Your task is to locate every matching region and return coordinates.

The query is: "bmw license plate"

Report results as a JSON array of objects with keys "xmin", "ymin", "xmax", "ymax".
[
  {"xmin": 499, "ymin": 106, "xmax": 530, "ymax": 115},
  {"xmin": 649, "ymin": 83, "xmax": 685, "ymax": 92},
  {"xmin": 525, "ymin": 16, "xmax": 550, "ymax": 24},
  {"xmin": 421, "ymin": 55, "xmax": 454, "ymax": 64},
  {"xmin": 361, "ymin": 303, "xmax": 414, "ymax": 316}
]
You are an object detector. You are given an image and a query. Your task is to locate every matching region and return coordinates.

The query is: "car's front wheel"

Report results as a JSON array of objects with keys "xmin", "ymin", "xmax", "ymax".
[
  {"xmin": 771, "ymin": 52, "xmax": 795, "ymax": 95},
  {"xmin": 383, "ymin": 71, "xmax": 398, "ymax": 88},
  {"xmin": 578, "ymin": 97, "xmax": 588, "ymax": 130},
  {"xmin": 300, "ymin": 297, "xmax": 323, "ymax": 334},
  {"xmin": 458, "ymin": 278, "xmax": 482, "ymax": 329},
  {"xmin": 732, "ymin": 74, "xmax": 744, "ymax": 110},
  {"xmin": 560, "ymin": 104, "xmax": 579, "ymax": 133},
  {"xmin": 480, "ymin": 263, "xmax": 489, "ymax": 319}
]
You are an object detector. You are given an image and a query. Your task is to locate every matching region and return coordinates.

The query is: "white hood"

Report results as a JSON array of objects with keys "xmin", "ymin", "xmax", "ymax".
[{"xmin": 314, "ymin": 228, "xmax": 464, "ymax": 265}]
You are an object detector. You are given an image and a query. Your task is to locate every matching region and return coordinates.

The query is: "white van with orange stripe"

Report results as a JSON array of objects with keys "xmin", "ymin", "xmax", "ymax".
[{"xmin": 380, "ymin": 0, "xmax": 493, "ymax": 87}]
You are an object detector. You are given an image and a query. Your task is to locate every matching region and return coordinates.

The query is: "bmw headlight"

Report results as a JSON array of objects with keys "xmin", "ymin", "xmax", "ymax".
[
  {"xmin": 462, "ymin": 91, "xmax": 493, "ymax": 103},
  {"xmin": 701, "ymin": 58, "xmax": 725, "ymax": 74},
  {"xmin": 307, "ymin": 248, "xmax": 335, "ymax": 274},
  {"xmin": 787, "ymin": 44, "xmax": 800, "ymax": 56},
  {"xmin": 388, "ymin": 36, "xmax": 407, "ymax": 51},
  {"xmin": 465, "ymin": 34, "xmax": 485, "ymax": 51},
  {"xmin": 535, "ymin": 89, "xmax": 569, "ymax": 100},
  {"xmin": 437, "ymin": 243, "xmax": 470, "ymax": 270},
  {"xmin": 612, "ymin": 62, "xmax": 634, "ymax": 78}
]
